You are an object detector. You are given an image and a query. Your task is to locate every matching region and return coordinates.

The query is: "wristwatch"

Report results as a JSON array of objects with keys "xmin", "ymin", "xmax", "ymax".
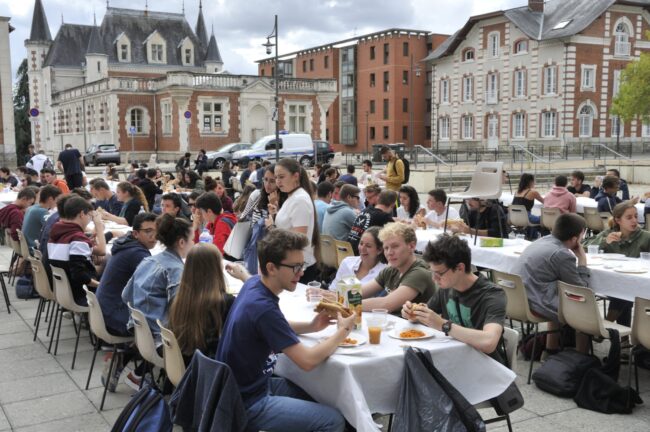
[{"xmin": 441, "ymin": 320, "xmax": 453, "ymax": 336}]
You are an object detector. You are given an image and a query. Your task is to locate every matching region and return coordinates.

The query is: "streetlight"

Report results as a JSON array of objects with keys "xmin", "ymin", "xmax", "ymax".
[
  {"xmin": 435, "ymin": 102, "xmax": 440, "ymax": 155},
  {"xmin": 409, "ymin": 54, "xmax": 422, "ymax": 154},
  {"xmin": 263, "ymin": 15, "xmax": 280, "ymax": 162}
]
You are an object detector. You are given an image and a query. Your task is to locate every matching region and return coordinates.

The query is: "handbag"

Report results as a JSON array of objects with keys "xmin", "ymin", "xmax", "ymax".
[{"xmin": 223, "ymin": 221, "xmax": 252, "ymax": 259}]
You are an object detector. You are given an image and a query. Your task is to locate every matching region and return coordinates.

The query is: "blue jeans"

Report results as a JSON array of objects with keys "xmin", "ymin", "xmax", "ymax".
[{"xmin": 245, "ymin": 377, "xmax": 345, "ymax": 432}]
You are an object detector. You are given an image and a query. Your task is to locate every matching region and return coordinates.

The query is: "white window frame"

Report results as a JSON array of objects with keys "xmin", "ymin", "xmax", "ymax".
[
  {"xmin": 514, "ymin": 69, "xmax": 526, "ymax": 98},
  {"xmin": 463, "ymin": 76, "xmax": 473, "ymax": 102},
  {"xmin": 463, "ymin": 49, "xmax": 475, "ymax": 62},
  {"xmin": 161, "ymin": 99, "xmax": 172, "ymax": 136},
  {"xmin": 513, "ymin": 113, "xmax": 526, "ymax": 139},
  {"xmin": 486, "ymin": 73, "xmax": 498, "ymax": 104},
  {"xmin": 579, "ymin": 106, "xmax": 593, "ymax": 138},
  {"xmin": 581, "ymin": 65, "xmax": 596, "ymax": 91},
  {"xmin": 441, "ymin": 79, "xmax": 449, "ymax": 104},
  {"xmin": 439, "ymin": 117, "xmax": 450, "ymax": 140},
  {"xmin": 288, "ymin": 103, "xmax": 308, "ymax": 133},
  {"xmin": 611, "ymin": 116, "xmax": 622, "ymax": 138},
  {"xmin": 513, "ymin": 39, "xmax": 528, "ymax": 54},
  {"xmin": 541, "ymin": 111, "xmax": 557, "ymax": 138},
  {"xmin": 614, "ymin": 22, "xmax": 631, "ymax": 57},
  {"xmin": 151, "ymin": 44, "xmax": 164, "ymax": 62},
  {"xmin": 198, "ymin": 97, "xmax": 230, "ymax": 135},
  {"xmin": 130, "ymin": 108, "xmax": 143, "ymax": 133},
  {"xmin": 642, "ymin": 122, "xmax": 650, "ymax": 138},
  {"xmin": 488, "ymin": 32, "xmax": 500, "ymax": 58},
  {"xmin": 613, "ymin": 69, "xmax": 622, "ymax": 97},
  {"xmin": 543, "ymin": 65, "xmax": 557, "ymax": 95},
  {"xmin": 125, "ymin": 106, "xmax": 149, "ymax": 136},
  {"xmin": 462, "ymin": 115, "xmax": 474, "ymax": 139}
]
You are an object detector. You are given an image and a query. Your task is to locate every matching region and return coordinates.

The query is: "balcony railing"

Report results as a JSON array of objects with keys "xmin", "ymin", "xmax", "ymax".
[{"xmin": 615, "ymin": 41, "xmax": 631, "ymax": 56}]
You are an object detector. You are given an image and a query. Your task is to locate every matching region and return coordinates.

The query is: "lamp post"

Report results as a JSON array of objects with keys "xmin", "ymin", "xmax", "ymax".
[
  {"xmin": 263, "ymin": 15, "xmax": 280, "ymax": 162},
  {"xmin": 435, "ymin": 102, "xmax": 440, "ymax": 155},
  {"xmin": 409, "ymin": 54, "xmax": 422, "ymax": 153}
]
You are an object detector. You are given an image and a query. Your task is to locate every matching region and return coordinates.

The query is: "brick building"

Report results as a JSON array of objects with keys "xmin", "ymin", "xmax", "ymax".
[
  {"xmin": 0, "ymin": 16, "xmax": 16, "ymax": 165},
  {"xmin": 258, "ymin": 30, "xmax": 448, "ymax": 153},
  {"xmin": 426, "ymin": 0, "xmax": 650, "ymax": 152},
  {"xmin": 25, "ymin": 0, "xmax": 336, "ymax": 160}
]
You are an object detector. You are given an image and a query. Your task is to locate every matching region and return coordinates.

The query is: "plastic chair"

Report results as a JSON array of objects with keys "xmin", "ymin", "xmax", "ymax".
[
  {"xmin": 508, "ymin": 204, "xmax": 538, "ymax": 236},
  {"xmin": 540, "ymin": 207, "xmax": 561, "ymax": 232},
  {"xmin": 335, "ymin": 240, "xmax": 354, "ymax": 267},
  {"xmin": 84, "ymin": 289, "xmax": 134, "ymax": 410},
  {"xmin": 6, "ymin": 228, "xmax": 22, "ymax": 285},
  {"xmin": 0, "ymin": 231, "xmax": 11, "ymax": 313},
  {"xmin": 127, "ymin": 303, "xmax": 165, "ymax": 371},
  {"xmin": 629, "ymin": 297, "xmax": 650, "ymax": 393},
  {"xmin": 492, "ymin": 270, "xmax": 551, "ymax": 384},
  {"xmin": 157, "ymin": 319, "xmax": 186, "ymax": 387},
  {"xmin": 444, "ymin": 162, "xmax": 504, "ymax": 243},
  {"xmin": 231, "ymin": 177, "xmax": 243, "ymax": 193},
  {"xmin": 557, "ymin": 281, "xmax": 631, "ymax": 354},
  {"xmin": 475, "ymin": 327, "xmax": 519, "ymax": 432},
  {"xmin": 50, "ymin": 266, "xmax": 90, "ymax": 368},
  {"xmin": 320, "ymin": 234, "xmax": 338, "ymax": 268},
  {"xmin": 16, "ymin": 229, "xmax": 31, "ymax": 259},
  {"xmin": 583, "ymin": 207, "xmax": 606, "ymax": 234},
  {"xmin": 28, "ymin": 253, "xmax": 55, "ymax": 341},
  {"xmin": 645, "ymin": 213, "xmax": 649, "ymax": 231}
]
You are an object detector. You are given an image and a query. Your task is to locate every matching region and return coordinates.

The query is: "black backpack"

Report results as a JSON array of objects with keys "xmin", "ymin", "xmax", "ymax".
[{"xmin": 392, "ymin": 157, "xmax": 410, "ymax": 184}]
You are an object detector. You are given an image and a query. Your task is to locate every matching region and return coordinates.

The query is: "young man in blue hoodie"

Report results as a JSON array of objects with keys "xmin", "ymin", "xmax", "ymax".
[
  {"xmin": 595, "ymin": 175, "xmax": 622, "ymax": 214},
  {"xmin": 322, "ymin": 184, "xmax": 360, "ymax": 240}
]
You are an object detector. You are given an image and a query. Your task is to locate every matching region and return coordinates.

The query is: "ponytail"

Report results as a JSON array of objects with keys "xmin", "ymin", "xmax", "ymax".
[{"xmin": 117, "ymin": 181, "xmax": 149, "ymax": 212}]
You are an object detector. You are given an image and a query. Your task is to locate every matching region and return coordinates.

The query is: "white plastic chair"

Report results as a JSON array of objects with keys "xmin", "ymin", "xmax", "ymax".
[
  {"xmin": 128, "ymin": 303, "xmax": 165, "ymax": 371},
  {"xmin": 157, "ymin": 319, "xmax": 187, "ymax": 387}
]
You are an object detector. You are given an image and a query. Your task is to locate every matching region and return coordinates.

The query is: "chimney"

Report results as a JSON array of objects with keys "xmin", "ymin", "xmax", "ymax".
[{"xmin": 529, "ymin": 0, "xmax": 544, "ymax": 13}]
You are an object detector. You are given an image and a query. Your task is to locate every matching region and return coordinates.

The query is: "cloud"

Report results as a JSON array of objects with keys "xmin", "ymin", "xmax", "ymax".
[{"xmin": 2, "ymin": 0, "xmax": 524, "ymax": 83}]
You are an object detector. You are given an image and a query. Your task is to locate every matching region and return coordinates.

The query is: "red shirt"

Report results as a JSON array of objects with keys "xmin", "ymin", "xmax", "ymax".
[{"xmin": 193, "ymin": 213, "xmax": 238, "ymax": 253}]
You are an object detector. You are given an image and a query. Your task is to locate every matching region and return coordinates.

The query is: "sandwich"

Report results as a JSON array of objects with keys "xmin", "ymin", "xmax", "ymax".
[{"xmin": 314, "ymin": 299, "xmax": 352, "ymax": 318}]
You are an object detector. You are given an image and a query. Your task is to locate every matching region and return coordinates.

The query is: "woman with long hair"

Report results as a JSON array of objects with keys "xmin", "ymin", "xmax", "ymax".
[
  {"xmin": 269, "ymin": 158, "xmax": 320, "ymax": 282},
  {"xmin": 240, "ymin": 164, "xmax": 286, "ymax": 223},
  {"xmin": 183, "ymin": 170, "xmax": 205, "ymax": 193},
  {"xmin": 233, "ymin": 184, "xmax": 257, "ymax": 215},
  {"xmin": 583, "ymin": 201, "xmax": 650, "ymax": 326},
  {"xmin": 169, "ymin": 243, "xmax": 235, "ymax": 363},
  {"xmin": 204, "ymin": 177, "xmax": 234, "ymax": 213},
  {"xmin": 396, "ymin": 185, "xmax": 424, "ymax": 220},
  {"xmin": 98, "ymin": 181, "xmax": 148, "ymax": 226},
  {"xmin": 513, "ymin": 173, "xmax": 544, "ymax": 226}
]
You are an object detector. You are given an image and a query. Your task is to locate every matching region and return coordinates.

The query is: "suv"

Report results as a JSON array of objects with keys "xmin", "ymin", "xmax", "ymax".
[
  {"xmin": 83, "ymin": 144, "xmax": 120, "ymax": 166},
  {"xmin": 206, "ymin": 142, "xmax": 251, "ymax": 169},
  {"xmin": 313, "ymin": 140, "xmax": 335, "ymax": 165}
]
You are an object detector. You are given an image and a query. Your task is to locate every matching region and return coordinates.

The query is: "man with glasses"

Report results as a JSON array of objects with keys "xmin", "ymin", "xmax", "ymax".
[
  {"xmin": 322, "ymin": 184, "xmax": 361, "ymax": 240},
  {"xmin": 360, "ymin": 222, "xmax": 436, "ymax": 313},
  {"xmin": 95, "ymin": 212, "xmax": 158, "ymax": 391},
  {"xmin": 217, "ymin": 229, "xmax": 354, "ymax": 432},
  {"xmin": 402, "ymin": 234, "xmax": 507, "ymax": 363}
]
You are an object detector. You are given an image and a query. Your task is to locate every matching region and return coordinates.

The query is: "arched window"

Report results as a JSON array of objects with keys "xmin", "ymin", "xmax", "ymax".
[
  {"xmin": 614, "ymin": 22, "xmax": 631, "ymax": 56},
  {"xmin": 513, "ymin": 39, "xmax": 528, "ymax": 54},
  {"xmin": 579, "ymin": 105, "xmax": 593, "ymax": 137},
  {"xmin": 462, "ymin": 48, "xmax": 475, "ymax": 62},
  {"xmin": 130, "ymin": 108, "xmax": 143, "ymax": 133}
]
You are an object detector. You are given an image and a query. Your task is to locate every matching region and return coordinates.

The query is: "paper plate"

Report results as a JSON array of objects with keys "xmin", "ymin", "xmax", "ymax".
[
  {"xmin": 337, "ymin": 334, "xmax": 367, "ymax": 348},
  {"xmin": 388, "ymin": 327, "xmax": 436, "ymax": 341},
  {"xmin": 613, "ymin": 267, "xmax": 649, "ymax": 274}
]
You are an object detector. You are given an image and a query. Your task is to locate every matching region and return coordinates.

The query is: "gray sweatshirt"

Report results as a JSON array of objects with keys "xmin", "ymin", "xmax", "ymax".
[{"xmin": 514, "ymin": 235, "xmax": 590, "ymax": 320}]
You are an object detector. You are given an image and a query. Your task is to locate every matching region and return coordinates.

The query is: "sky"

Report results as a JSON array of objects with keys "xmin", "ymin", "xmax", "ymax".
[{"xmin": 1, "ymin": 0, "xmax": 523, "ymax": 85}]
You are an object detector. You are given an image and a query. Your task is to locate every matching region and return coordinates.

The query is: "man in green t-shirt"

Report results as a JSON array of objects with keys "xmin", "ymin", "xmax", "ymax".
[
  {"xmin": 402, "ymin": 234, "xmax": 506, "ymax": 363},
  {"xmin": 361, "ymin": 222, "xmax": 436, "ymax": 313}
]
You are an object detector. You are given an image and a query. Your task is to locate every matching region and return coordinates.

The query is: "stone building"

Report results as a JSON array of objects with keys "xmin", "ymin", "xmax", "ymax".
[
  {"xmin": 426, "ymin": 0, "xmax": 650, "ymax": 152},
  {"xmin": 0, "ymin": 16, "xmax": 16, "ymax": 165},
  {"xmin": 25, "ymin": 0, "xmax": 336, "ymax": 161}
]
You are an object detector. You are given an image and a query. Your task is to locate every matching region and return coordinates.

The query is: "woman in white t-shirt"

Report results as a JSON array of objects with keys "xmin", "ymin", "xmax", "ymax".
[{"xmin": 268, "ymin": 158, "xmax": 320, "ymax": 283}]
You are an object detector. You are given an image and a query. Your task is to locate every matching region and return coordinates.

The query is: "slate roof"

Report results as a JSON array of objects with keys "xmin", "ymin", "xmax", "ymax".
[
  {"xmin": 29, "ymin": 0, "xmax": 52, "ymax": 42},
  {"xmin": 44, "ymin": 7, "xmax": 208, "ymax": 67},
  {"xmin": 425, "ymin": 0, "xmax": 650, "ymax": 61},
  {"xmin": 205, "ymin": 34, "xmax": 222, "ymax": 63},
  {"xmin": 86, "ymin": 24, "xmax": 106, "ymax": 55},
  {"xmin": 195, "ymin": 1, "xmax": 208, "ymax": 50}
]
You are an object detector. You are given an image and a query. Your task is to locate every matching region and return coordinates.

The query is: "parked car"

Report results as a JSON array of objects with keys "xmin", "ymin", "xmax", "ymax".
[
  {"xmin": 206, "ymin": 142, "xmax": 251, "ymax": 169},
  {"xmin": 232, "ymin": 133, "xmax": 315, "ymax": 167},
  {"xmin": 83, "ymin": 144, "xmax": 120, "ymax": 166},
  {"xmin": 313, "ymin": 140, "xmax": 335, "ymax": 165}
]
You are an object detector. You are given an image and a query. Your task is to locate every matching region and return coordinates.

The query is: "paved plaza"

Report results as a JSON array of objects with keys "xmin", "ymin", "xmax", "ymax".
[{"xmin": 0, "ymin": 244, "xmax": 649, "ymax": 431}]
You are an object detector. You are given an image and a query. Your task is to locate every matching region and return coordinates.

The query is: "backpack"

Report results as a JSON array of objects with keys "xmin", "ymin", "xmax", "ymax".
[
  {"xmin": 43, "ymin": 158, "xmax": 54, "ymax": 171},
  {"xmin": 111, "ymin": 385, "xmax": 173, "ymax": 432},
  {"xmin": 392, "ymin": 157, "xmax": 410, "ymax": 184},
  {"xmin": 532, "ymin": 350, "xmax": 601, "ymax": 398},
  {"xmin": 15, "ymin": 275, "xmax": 38, "ymax": 299}
]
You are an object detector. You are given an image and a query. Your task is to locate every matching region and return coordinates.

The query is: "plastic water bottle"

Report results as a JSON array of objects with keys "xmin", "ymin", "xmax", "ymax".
[{"xmin": 199, "ymin": 228, "xmax": 213, "ymax": 243}]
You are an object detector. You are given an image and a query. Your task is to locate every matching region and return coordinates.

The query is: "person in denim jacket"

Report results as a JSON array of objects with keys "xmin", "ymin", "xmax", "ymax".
[{"xmin": 122, "ymin": 214, "xmax": 194, "ymax": 343}]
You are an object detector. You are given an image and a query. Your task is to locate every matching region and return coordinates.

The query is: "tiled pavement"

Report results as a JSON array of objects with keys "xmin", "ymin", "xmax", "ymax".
[{"xmin": 0, "ymin": 245, "xmax": 649, "ymax": 431}]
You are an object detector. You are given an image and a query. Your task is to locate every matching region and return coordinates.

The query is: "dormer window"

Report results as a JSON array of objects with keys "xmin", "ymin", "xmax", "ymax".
[
  {"xmin": 144, "ymin": 30, "xmax": 167, "ymax": 64},
  {"xmin": 178, "ymin": 37, "xmax": 194, "ymax": 66},
  {"xmin": 462, "ymin": 48, "xmax": 475, "ymax": 62},
  {"xmin": 114, "ymin": 32, "xmax": 131, "ymax": 63},
  {"xmin": 513, "ymin": 39, "xmax": 528, "ymax": 54}
]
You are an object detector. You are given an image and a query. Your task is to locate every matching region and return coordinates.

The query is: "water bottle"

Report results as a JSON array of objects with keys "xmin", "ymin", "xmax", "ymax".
[{"xmin": 199, "ymin": 228, "xmax": 213, "ymax": 243}]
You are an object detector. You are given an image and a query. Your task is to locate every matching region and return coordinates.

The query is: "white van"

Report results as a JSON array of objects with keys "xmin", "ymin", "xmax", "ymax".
[{"xmin": 232, "ymin": 133, "xmax": 314, "ymax": 167}]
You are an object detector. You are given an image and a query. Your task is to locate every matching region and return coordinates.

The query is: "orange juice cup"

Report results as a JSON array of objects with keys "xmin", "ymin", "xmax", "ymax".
[{"xmin": 366, "ymin": 317, "xmax": 383, "ymax": 344}]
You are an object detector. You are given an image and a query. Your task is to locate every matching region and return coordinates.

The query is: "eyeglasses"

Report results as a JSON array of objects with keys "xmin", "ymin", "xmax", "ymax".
[
  {"xmin": 277, "ymin": 262, "xmax": 307, "ymax": 274},
  {"xmin": 432, "ymin": 266, "xmax": 453, "ymax": 278}
]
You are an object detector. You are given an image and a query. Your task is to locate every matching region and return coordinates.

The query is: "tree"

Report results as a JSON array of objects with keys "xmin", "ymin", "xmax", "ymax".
[
  {"xmin": 611, "ymin": 52, "xmax": 650, "ymax": 122},
  {"xmin": 13, "ymin": 58, "xmax": 31, "ymax": 164}
]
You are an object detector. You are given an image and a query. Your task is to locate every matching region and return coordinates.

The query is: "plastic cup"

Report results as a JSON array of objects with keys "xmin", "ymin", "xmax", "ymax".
[
  {"xmin": 587, "ymin": 245, "xmax": 599, "ymax": 255},
  {"xmin": 366, "ymin": 317, "xmax": 384, "ymax": 344},
  {"xmin": 307, "ymin": 281, "xmax": 322, "ymax": 290},
  {"xmin": 640, "ymin": 252, "xmax": 650, "ymax": 261},
  {"xmin": 371, "ymin": 309, "xmax": 388, "ymax": 328},
  {"xmin": 308, "ymin": 294, "xmax": 323, "ymax": 305}
]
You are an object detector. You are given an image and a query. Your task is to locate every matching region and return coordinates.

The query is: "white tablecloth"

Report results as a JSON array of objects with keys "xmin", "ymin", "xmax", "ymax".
[
  {"xmin": 416, "ymin": 229, "xmax": 650, "ymax": 302},
  {"xmin": 0, "ymin": 191, "xmax": 17, "ymax": 208},
  {"xmin": 274, "ymin": 285, "xmax": 516, "ymax": 432}
]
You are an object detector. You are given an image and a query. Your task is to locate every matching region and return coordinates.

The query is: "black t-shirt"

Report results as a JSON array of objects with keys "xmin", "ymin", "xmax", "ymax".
[
  {"xmin": 567, "ymin": 184, "xmax": 591, "ymax": 195},
  {"xmin": 466, "ymin": 204, "xmax": 509, "ymax": 238},
  {"xmin": 347, "ymin": 207, "xmax": 394, "ymax": 254},
  {"xmin": 428, "ymin": 275, "xmax": 507, "ymax": 363},
  {"xmin": 57, "ymin": 149, "xmax": 82, "ymax": 175}
]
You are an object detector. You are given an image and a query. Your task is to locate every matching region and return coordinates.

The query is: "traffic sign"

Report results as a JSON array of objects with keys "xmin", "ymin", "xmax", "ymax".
[
  {"xmin": 29, "ymin": 108, "xmax": 39, "ymax": 117},
  {"xmin": 129, "ymin": 126, "xmax": 136, "ymax": 135},
  {"xmin": 184, "ymin": 111, "xmax": 192, "ymax": 119}
]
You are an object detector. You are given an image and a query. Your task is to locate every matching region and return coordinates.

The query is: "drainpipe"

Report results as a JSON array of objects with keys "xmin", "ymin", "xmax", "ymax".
[{"xmin": 153, "ymin": 92, "xmax": 158, "ymax": 156}]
